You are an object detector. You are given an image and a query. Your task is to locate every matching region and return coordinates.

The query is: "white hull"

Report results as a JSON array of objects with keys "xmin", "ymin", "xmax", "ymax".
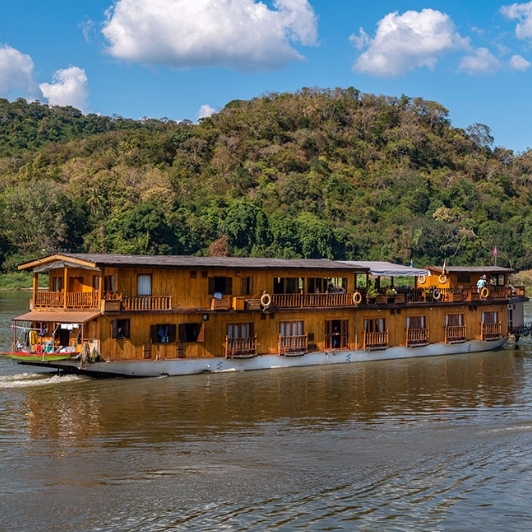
[{"xmin": 22, "ymin": 338, "xmax": 508, "ymax": 378}]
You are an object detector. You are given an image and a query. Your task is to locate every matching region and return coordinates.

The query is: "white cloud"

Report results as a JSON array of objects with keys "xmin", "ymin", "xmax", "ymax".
[
  {"xmin": 101, "ymin": 0, "xmax": 318, "ymax": 72},
  {"xmin": 351, "ymin": 9, "xmax": 469, "ymax": 76},
  {"xmin": 198, "ymin": 104, "xmax": 216, "ymax": 119},
  {"xmin": 509, "ymin": 53, "xmax": 532, "ymax": 70},
  {"xmin": 458, "ymin": 48, "xmax": 501, "ymax": 74},
  {"xmin": 39, "ymin": 67, "xmax": 89, "ymax": 112},
  {"xmin": 501, "ymin": 1, "xmax": 532, "ymax": 40},
  {"xmin": 0, "ymin": 44, "xmax": 40, "ymax": 98}
]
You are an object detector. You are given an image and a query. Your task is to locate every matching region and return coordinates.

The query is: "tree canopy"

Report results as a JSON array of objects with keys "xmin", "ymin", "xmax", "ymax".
[{"xmin": 1, "ymin": 88, "xmax": 531, "ymax": 272}]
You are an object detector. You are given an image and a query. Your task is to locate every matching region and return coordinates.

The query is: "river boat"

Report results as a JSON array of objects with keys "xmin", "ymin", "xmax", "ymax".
[{"xmin": 2, "ymin": 253, "xmax": 527, "ymax": 378}]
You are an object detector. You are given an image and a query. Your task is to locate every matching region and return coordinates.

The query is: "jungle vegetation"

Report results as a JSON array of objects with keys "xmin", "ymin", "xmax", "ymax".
[{"xmin": 1, "ymin": 88, "xmax": 531, "ymax": 274}]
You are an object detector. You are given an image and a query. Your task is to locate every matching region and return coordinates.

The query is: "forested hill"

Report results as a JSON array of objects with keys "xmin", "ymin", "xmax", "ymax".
[{"xmin": 1, "ymin": 88, "xmax": 532, "ymax": 273}]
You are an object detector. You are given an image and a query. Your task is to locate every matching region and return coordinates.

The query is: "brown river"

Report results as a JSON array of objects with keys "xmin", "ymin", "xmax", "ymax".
[{"xmin": 1, "ymin": 291, "xmax": 532, "ymax": 531}]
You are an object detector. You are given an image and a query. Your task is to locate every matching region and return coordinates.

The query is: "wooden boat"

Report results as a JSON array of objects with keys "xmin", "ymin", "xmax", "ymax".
[
  {"xmin": 4, "ymin": 253, "xmax": 527, "ymax": 378},
  {"xmin": 2, "ymin": 350, "xmax": 79, "ymax": 362}
]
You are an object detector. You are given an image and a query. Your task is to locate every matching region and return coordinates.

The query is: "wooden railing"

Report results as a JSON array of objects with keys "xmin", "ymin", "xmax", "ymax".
[
  {"xmin": 66, "ymin": 292, "xmax": 99, "ymax": 308},
  {"xmin": 35, "ymin": 291, "xmax": 99, "ymax": 309},
  {"xmin": 445, "ymin": 325, "xmax": 466, "ymax": 343},
  {"xmin": 225, "ymin": 335, "xmax": 257, "ymax": 358},
  {"xmin": 481, "ymin": 322, "xmax": 502, "ymax": 340},
  {"xmin": 279, "ymin": 334, "xmax": 308, "ymax": 356},
  {"xmin": 363, "ymin": 331, "xmax": 389, "ymax": 350},
  {"xmin": 122, "ymin": 296, "xmax": 172, "ymax": 311},
  {"xmin": 407, "ymin": 328, "xmax": 429, "ymax": 347},
  {"xmin": 272, "ymin": 293, "xmax": 354, "ymax": 308}
]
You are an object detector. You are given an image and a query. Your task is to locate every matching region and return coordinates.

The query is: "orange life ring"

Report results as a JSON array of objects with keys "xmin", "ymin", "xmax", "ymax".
[
  {"xmin": 353, "ymin": 291, "xmax": 362, "ymax": 305},
  {"xmin": 418, "ymin": 275, "xmax": 426, "ymax": 284},
  {"xmin": 480, "ymin": 287, "xmax": 489, "ymax": 299},
  {"xmin": 439, "ymin": 275, "xmax": 448, "ymax": 284},
  {"xmin": 260, "ymin": 293, "xmax": 272, "ymax": 307}
]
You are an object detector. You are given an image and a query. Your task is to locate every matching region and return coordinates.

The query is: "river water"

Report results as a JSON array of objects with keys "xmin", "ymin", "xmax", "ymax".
[{"xmin": 1, "ymin": 291, "xmax": 532, "ymax": 531}]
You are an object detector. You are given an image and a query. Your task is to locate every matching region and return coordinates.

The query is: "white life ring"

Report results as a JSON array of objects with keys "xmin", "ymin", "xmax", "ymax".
[
  {"xmin": 480, "ymin": 287, "xmax": 489, "ymax": 299},
  {"xmin": 433, "ymin": 289, "xmax": 442, "ymax": 301},
  {"xmin": 260, "ymin": 293, "xmax": 272, "ymax": 307},
  {"xmin": 439, "ymin": 274, "xmax": 448, "ymax": 284},
  {"xmin": 353, "ymin": 291, "xmax": 362, "ymax": 305},
  {"xmin": 418, "ymin": 275, "xmax": 426, "ymax": 284}
]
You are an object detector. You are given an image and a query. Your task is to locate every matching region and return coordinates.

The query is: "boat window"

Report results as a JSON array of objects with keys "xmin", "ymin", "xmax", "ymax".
[
  {"xmin": 208, "ymin": 277, "xmax": 233, "ymax": 295},
  {"xmin": 104, "ymin": 275, "xmax": 115, "ymax": 294},
  {"xmin": 481, "ymin": 311, "xmax": 498, "ymax": 324},
  {"xmin": 137, "ymin": 274, "xmax": 152, "ymax": 296},
  {"xmin": 445, "ymin": 314, "xmax": 464, "ymax": 326},
  {"xmin": 151, "ymin": 324, "xmax": 177, "ymax": 343},
  {"xmin": 406, "ymin": 316, "xmax": 426, "ymax": 329},
  {"xmin": 227, "ymin": 323, "xmax": 254, "ymax": 339},
  {"xmin": 178, "ymin": 323, "xmax": 204, "ymax": 343},
  {"xmin": 52, "ymin": 276, "xmax": 64, "ymax": 292},
  {"xmin": 325, "ymin": 319, "xmax": 348, "ymax": 349},
  {"xmin": 273, "ymin": 277, "xmax": 302, "ymax": 294},
  {"xmin": 280, "ymin": 321, "xmax": 304, "ymax": 337},
  {"xmin": 111, "ymin": 319, "xmax": 130, "ymax": 339}
]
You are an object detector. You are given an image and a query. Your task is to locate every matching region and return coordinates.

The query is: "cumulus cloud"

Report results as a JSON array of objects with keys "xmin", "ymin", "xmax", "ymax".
[
  {"xmin": 509, "ymin": 53, "xmax": 532, "ymax": 70},
  {"xmin": 458, "ymin": 47, "xmax": 501, "ymax": 74},
  {"xmin": 198, "ymin": 104, "xmax": 216, "ymax": 119},
  {"xmin": 501, "ymin": 1, "xmax": 532, "ymax": 40},
  {"xmin": 101, "ymin": 0, "xmax": 318, "ymax": 72},
  {"xmin": 39, "ymin": 67, "xmax": 89, "ymax": 112},
  {"xmin": 351, "ymin": 9, "xmax": 469, "ymax": 76},
  {"xmin": 0, "ymin": 44, "xmax": 40, "ymax": 98}
]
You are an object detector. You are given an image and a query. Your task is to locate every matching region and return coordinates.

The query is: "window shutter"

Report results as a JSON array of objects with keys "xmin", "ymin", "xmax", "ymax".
[
  {"xmin": 178, "ymin": 323, "xmax": 186, "ymax": 342},
  {"xmin": 226, "ymin": 277, "xmax": 232, "ymax": 295},
  {"xmin": 111, "ymin": 320, "xmax": 118, "ymax": 339},
  {"xmin": 168, "ymin": 324, "xmax": 177, "ymax": 343},
  {"xmin": 197, "ymin": 323, "xmax": 205, "ymax": 342},
  {"xmin": 208, "ymin": 278, "xmax": 215, "ymax": 295},
  {"xmin": 150, "ymin": 325, "xmax": 157, "ymax": 344}
]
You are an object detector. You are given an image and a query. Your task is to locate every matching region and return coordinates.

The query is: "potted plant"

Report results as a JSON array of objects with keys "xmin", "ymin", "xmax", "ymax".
[
  {"xmin": 366, "ymin": 285, "xmax": 378, "ymax": 304},
  {"xmin": 386, "ymin": 287, "xmax": 396, "ymax": 303}
]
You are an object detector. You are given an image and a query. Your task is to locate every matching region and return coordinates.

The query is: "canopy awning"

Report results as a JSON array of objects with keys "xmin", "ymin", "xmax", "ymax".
[
  {"xmin": 13, "ymin": 310, "xmax": 101, "ymax": 323},
  {"xmin": 32, "ymin": 260, "xmax": 101, "ymax": 273},
  {"xmin": 340, "ymin": 261, "xmax": 430, "ymax": 277}
]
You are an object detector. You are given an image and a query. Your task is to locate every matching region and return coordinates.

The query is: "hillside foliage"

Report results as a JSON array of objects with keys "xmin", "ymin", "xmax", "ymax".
[{"xmin": 1, "ymin": 89, "xmax": 532, "ymax": 272}]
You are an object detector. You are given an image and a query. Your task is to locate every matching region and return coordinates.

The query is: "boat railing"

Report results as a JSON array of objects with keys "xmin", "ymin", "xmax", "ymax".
[
  {"xmin": 225, "ymin": 335, "xmax": 257, "ymax": 359},
  {"xmin": 272, "ymin": 292, "xmax": 355, "ymax": 308},
  {"xmin": 279, "ymin": 334, "xmax": 308, "ymax": 356},
  {"xmin": 407, "ymin": 328, "xmax": 430, "ymax": 346},
  {"xmin": 481, "ymin": 322, "xmax": 502, "ymax": 340},
  {"xmin": 66, "ymin": 292, "xmax": 99, "ymax": 308},
  {"xmin": 122, "ymin": 296, "xmax": 172, "ymax": 311},
  {"xmin": 445, "ymin": 325, "xmax": 467, "ymax": 343},
  {"xmin": 34, "ymin": 290, "xmax": 99, "ymax": 309},
  {"xmin": 363, "ymin": 331, "xmax": 389, "ymax": 350}
]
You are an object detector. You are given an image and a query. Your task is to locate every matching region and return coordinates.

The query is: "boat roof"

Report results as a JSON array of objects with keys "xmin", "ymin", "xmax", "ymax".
[
  {"xmin": 19, "ymin": 253, "xmax": 371, "ymax": 273},
  {"xmin": 340, "ymin": 261, "xmax": 430, "ymax": 277},
  {"xmin": 13, "ymin": 310, "xmax": 101, "ymax": 323},
  {"xmin": 428, "ymin": 265, "xmax": 515, "ymax": 274}
]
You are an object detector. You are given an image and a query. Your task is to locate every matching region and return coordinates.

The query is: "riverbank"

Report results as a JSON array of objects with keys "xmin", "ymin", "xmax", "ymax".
[{"xmin": 0, "ymin": 272, "xmax": 32, "ymax": 290}]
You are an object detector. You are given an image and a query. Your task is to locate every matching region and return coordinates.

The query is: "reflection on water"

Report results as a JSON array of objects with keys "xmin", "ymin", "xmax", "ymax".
[{"xmin": 2, "ymin": 293, "xmax": 532, "ymax": 531}]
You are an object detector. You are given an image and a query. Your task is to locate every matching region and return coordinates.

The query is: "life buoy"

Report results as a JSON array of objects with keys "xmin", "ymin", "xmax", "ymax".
[
  {"xmin": 480, "ymin": 287, "xmax": 489, "ymax": 299},
  {"xmin": 439, "ymin": 275, "xmax": 448, "ymax": 284},
  {"xmin": 260, "ymin": 293, "xmax": 272, "ymax": 307},
  {"xmin": 433, "ymin": 289, "xmax": 442, "ymax": 301},
  {"xmin": 418, "ymin": 275, "xmax": 426, "ymax": 284},
  {"xmin": 353, "ymin": 291, "xmax": 362, "ymax": 305}
]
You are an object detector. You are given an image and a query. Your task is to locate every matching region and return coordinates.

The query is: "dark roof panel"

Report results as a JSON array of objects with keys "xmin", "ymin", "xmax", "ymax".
[{"xmin": 23, "ymin": 253, "xmax": 370, "ymax": 272}]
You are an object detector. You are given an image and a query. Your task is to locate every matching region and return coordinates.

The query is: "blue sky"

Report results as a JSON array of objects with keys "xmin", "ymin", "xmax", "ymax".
[{"xmin": 1, "ymin": 0, "xmax": 531, "ymax": 152}]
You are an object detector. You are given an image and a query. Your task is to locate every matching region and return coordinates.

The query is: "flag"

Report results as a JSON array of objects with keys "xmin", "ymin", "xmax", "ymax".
[{"xmin": 494, "ymin": 246, "xmax": 498, "ymax": 257}]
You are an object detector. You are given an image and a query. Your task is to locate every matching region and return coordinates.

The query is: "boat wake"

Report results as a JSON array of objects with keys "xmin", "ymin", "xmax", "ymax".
[{"xmin": 0, "ymin": 372, "xmax": 84, "ymax": 389}]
